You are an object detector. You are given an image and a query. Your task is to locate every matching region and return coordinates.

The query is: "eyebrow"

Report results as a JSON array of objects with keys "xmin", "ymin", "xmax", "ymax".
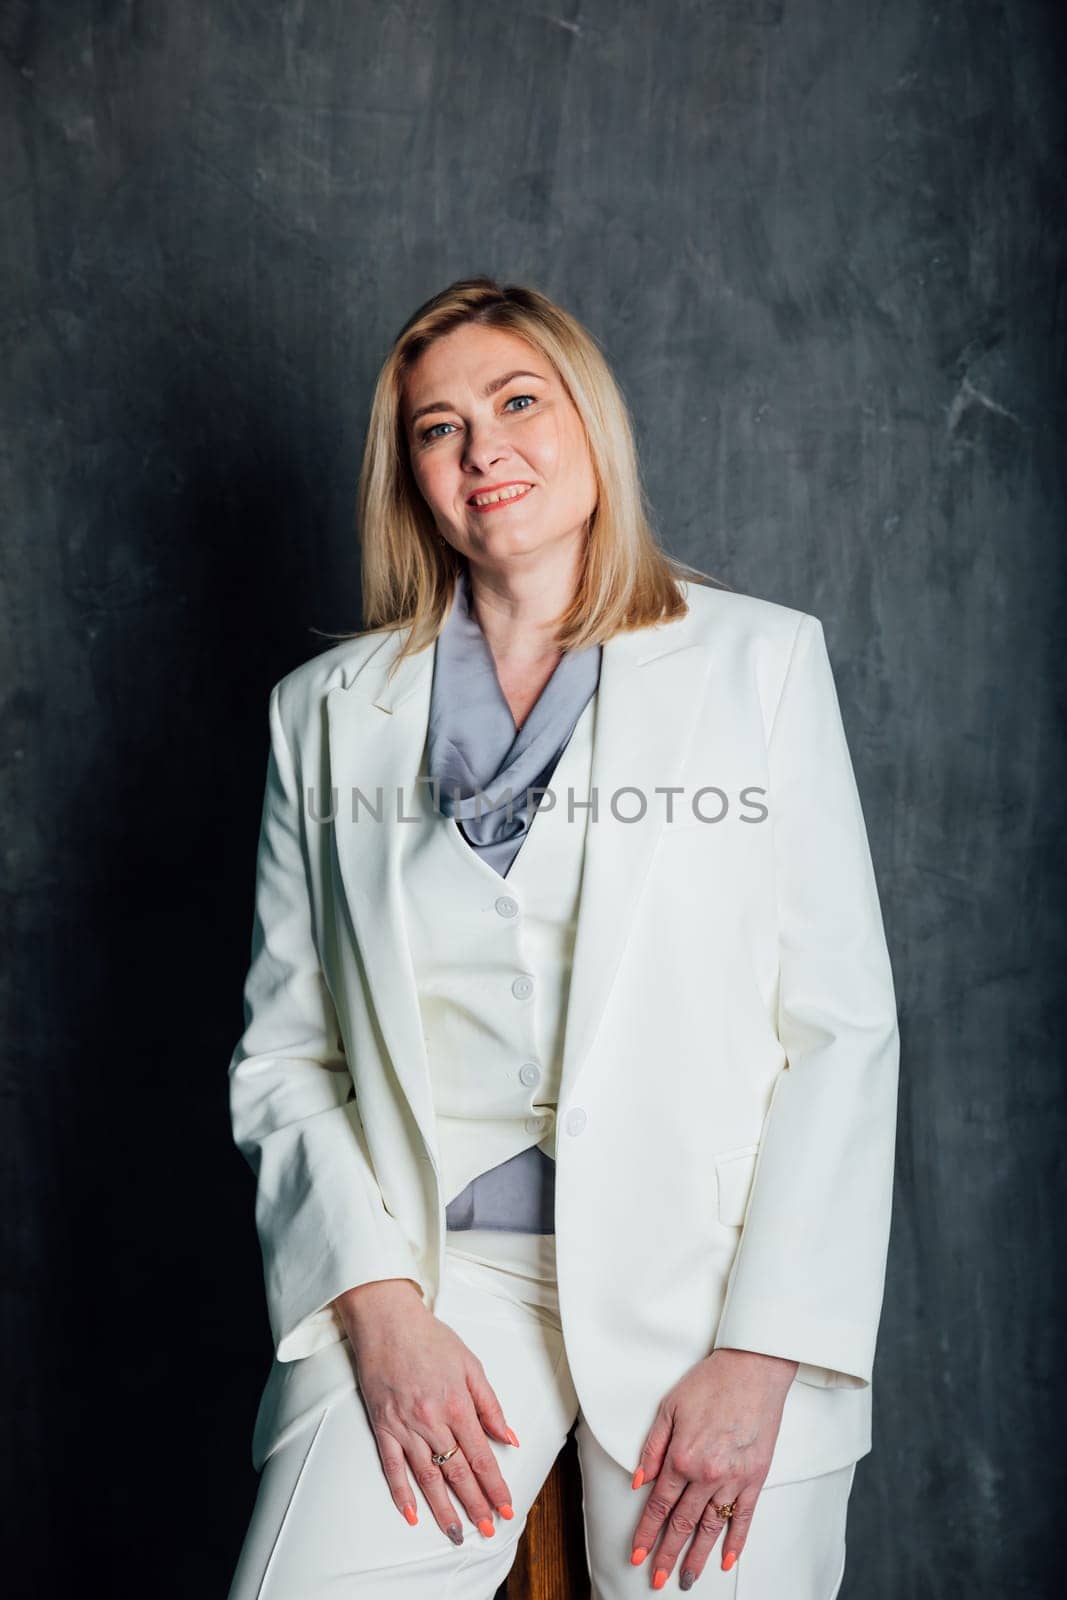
[{"xmin": 407, "ymin": 369, "xmax": 547, "ymax": 427}]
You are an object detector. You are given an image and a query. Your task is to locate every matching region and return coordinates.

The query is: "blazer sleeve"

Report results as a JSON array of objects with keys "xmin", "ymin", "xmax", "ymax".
[
  {"xmin": 228, "ymin": 679, "xmax": 425, "ymax": 1363},
  {"xmin": 712, "ymin": 614, "xmax": 900, "ymax": 1389}
]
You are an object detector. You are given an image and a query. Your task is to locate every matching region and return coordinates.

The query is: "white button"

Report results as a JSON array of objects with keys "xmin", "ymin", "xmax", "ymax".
[
  {"xmin": 519, "ymin": 1062, "xmax": 541, "ymax": 1087},
  {"xmin": 511, "ymin": 975, "xmax": 534, "ymax": 1000},
  {"xmin": 495, "ymin": 895, "xmax": 519, "ymax": 918},
  {"xmin": 525, "ymin": 1114, "xmax": 547, "ymax": 1135},
  {"xmin": 565, "ymin": 1107, "xmax": 587, "ymax": 1137}
]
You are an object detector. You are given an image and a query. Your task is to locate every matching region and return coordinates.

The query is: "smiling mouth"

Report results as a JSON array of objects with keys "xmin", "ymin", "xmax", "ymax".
[{"xmin": 468, "ymin": 484, "xmax": 535, "ymax": 511}]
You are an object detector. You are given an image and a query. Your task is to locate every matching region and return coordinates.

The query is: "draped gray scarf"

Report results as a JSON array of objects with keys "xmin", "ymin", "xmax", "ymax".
[{"xmin": 425, "ymin": 563, "xmax": 602, "ymax": 878}]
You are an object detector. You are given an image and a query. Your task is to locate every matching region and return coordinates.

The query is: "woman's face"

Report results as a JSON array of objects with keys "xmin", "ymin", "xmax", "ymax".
[{"xmin": 401, "ymin": 323, "xmax": 598, "ymax": 570}]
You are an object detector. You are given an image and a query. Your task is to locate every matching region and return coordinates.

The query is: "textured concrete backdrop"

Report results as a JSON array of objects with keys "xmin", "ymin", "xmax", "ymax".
[{"xmin": 1, "ymin": 2, "xmax": 1063, "ymax": 1595}]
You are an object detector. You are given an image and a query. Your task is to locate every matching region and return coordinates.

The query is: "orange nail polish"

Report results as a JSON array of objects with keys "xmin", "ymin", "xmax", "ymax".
[
  {"xmin": 722, "ymin": 1550, "xmax": 738, "ymax": 1571},
  {"xmin": 505, "ymin": 1427, "xmax": 521, "ymax": 1448},
  {"xmin": 653, "ymin": 1570, "xmax": 668, "ymax": 1591},
  {"xmin": 497, "ymin": 1502, "xmax": 514, "ymax": 1520},
  {"xmin": 402, "ymin": 1503, "xmax": 418, "ymax": 1525},
  {"xmin": 631, "ymin": 1467, "xmax": 645, "ymax": 1489},
  {"xmin": 631, "ymin": 1547, "xmax": 648, "ymax": 1565},
  {"xmin": 478, "ymin": 1518, "xmax": 495, "ymax": 1538}
]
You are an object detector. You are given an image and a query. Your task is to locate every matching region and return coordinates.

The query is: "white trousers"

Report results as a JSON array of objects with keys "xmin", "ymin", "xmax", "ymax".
[{"xmin": 228, "ymin": 1229, "xmax": 858, "ymax": 1599}]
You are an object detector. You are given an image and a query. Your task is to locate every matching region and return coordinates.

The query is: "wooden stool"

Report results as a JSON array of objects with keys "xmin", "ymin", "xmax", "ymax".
[{"xmin": 497, "ymin": 1420, "xmax": 590, "ymax": 1600}]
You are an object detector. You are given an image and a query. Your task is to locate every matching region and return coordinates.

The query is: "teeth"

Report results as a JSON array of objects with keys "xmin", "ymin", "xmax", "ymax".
[{"xmin": 471, "ymin": 484, "xmax": 531, "ymax": 506}]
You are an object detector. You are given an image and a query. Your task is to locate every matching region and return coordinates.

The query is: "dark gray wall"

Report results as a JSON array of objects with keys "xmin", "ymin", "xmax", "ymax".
[{"xmin": 2, "ymin": 2, "xmax": 1063, "ymax": 1595}]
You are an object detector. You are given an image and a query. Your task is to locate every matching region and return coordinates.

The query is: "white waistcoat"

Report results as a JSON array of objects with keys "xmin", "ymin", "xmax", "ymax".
[{"xmin": 400, "ymin": 693, "xmax": 597, "ymax": 1208}]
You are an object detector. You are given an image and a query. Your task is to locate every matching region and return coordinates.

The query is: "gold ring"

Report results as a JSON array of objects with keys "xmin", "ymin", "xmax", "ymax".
[{"xmin": 714, "ymin": 1500, "xmax": 736, "ymax": 1519}]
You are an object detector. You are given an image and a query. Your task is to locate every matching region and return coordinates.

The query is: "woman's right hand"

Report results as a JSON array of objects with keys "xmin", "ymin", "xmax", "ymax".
[{"xmin": 333, "ymin": 1278, "xmax": 519, "ymax": 1545}]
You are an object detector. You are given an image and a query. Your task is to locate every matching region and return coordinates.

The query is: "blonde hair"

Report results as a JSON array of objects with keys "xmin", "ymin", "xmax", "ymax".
[{"xmin": 317, "ymin": 276, "xmax": 728, "ymax": 667}]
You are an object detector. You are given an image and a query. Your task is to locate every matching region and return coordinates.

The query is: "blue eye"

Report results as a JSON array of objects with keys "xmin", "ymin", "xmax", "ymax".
[{"xmin": 417, "ymin": 394, "xmax": 536, "ymax": 445}]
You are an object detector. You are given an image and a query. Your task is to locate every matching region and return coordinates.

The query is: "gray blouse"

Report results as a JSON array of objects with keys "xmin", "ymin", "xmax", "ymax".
[{"xmin": 424, "ymin": 563, "xmax": 601, "ymax": 1232}]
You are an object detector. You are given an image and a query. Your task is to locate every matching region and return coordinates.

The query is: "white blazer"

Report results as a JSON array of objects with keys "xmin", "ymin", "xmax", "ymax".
[{"xmin": 228, "ymin": 578, "xmax": 900, "ymax": 1487}]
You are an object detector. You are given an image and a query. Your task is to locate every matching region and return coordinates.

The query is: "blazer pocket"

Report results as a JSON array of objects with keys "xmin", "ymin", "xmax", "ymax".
[{"xmin": 715, "ymin": 1143, "xmax": 760, "ymax": 1226}]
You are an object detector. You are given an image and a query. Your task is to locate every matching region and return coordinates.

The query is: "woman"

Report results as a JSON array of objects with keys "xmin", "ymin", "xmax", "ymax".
[{"xmin": 226, "ymin": 277, "xmax": 899, "ymax": 1599}]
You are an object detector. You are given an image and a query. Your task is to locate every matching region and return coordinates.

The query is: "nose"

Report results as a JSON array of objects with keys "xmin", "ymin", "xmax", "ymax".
[{"xmin": 461, "ymin": 414, "xmax": 509, "ymax": 474}]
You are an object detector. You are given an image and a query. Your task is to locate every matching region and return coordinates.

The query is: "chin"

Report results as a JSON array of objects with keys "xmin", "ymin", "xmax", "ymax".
[{"xmin": 474, "ymin": 525, "xmax": 557, "ymax": 559}]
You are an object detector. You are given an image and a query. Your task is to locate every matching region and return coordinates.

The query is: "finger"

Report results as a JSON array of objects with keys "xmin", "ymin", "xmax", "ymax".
[
  {"xmin": 451, "ymin": 1414, "xmax": 515, "ymax": 1521},
  {"xmin": 643, "ymin": 1481, "xmax": 719, "ymax": 1590},
  {"xmin": 407, "ymin": 1436, "xmax": 469, "ymax": 1547},
  {"xmin": 369, "ymin": 1425, "xmax": 422, "ymax": 1527},
  {"xmin": 677, "ymin": 1482, "xmax": 754, "ymax": 1588},
  {"xmin": 417, "ymin": 1402, "xmax": 504, "ymax": 1539},
  {"xmin": 433, "ymin": 1423, "xmax": 503, "ymax": 1537},
  {"xmin": 718, "ymin": 1482, "xmax": 760, "ymax": 1571},
  {"xmin": 629, "ymin": 1461, "xmax": 690, "ymax": 1570},
  {"xmin": 630, "ymin": 1405, "xmax": 672, "ymax": 1491},
  {"xmin": 466, "ymin": 1360, "xmax": 520, "ymax": 1451}
]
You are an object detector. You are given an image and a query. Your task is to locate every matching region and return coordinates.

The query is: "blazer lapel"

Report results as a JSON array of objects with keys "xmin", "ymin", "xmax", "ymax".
[
  {"xmin": 556, "ymin": 621, "xmax": 709, "ymax": 1113},
  {"xmin": 325, "ymin": 635, "xmax": 439, "ymax": 1170},
  {"xmin": 325, "ymin": 601, "xmax": 710, "ymax": 1176}
]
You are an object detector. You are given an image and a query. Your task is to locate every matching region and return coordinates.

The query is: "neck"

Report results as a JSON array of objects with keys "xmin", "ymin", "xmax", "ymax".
[{"xmin": 464, "ymin": 541, "xmax": 584, "ymax": 666}]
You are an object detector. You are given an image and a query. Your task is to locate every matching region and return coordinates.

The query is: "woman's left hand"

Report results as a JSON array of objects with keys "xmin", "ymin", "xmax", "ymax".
[{"xmin": 628, "ymin": 1346, "xmax": 798, "ymax": 1589}]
